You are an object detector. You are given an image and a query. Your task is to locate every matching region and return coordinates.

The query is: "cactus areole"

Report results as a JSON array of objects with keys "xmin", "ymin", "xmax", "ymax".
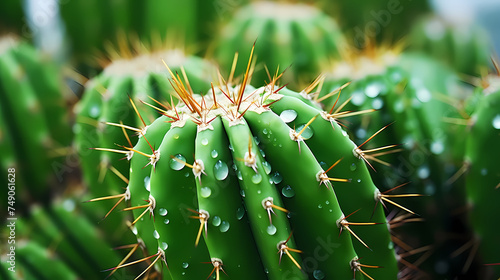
[{"xmin": 98, "ymin": 51, "xmax": 399, "ymax": 279}]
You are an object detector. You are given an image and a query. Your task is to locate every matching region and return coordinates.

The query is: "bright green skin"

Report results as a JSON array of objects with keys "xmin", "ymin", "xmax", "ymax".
[
  {"xmin": 15, "ymin": 242, "xmax": 78, "ymax": 280},
  {"xmin": 319, "ymin": 54, "xmax": 473, "ymax": 278},
  {"xmin": 117, "ymin": 85, "xmax": 398, "ymax": 279},
  {"xmin": 408, "ymin": 15, "xmax": 491, "ymax": 76},
  {"xmin": 0, "ymin": 41, "xmax": 72, "ymax": 208},
  {"xmin": 465, "ymin": 88, "xmax": 500, "ymax": 277},
  {"xmin": 215, "ymin": 1, "xmax": 345, "ymax": 88}
]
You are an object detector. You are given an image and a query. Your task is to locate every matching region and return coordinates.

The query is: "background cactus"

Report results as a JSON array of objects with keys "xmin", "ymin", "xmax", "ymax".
[
  {"xmin": 215, "ymin": 1, "xmax": 346, "ymax": 88},
  {"xmin": 0, "ymin": 35, "xmax": 74, "ymax": 215}
]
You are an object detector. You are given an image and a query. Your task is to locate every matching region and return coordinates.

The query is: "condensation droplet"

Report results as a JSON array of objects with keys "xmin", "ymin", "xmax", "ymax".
[
  {"xmin": 263, "ymin": 161, "xmax": 272, "ymax": 174},
  {"xmin": 260, "ymin": 149, "xmax": 266, "ymax": 157},
  {"xmin": 313, "ymin": 269, "xmax": 325, "ymax": 279},
  {"xmin": 89, "ymin": 105, "xmax": 100, "ymax": 118},
  {"xmin": 416, "ymin": 88, "xmax": 432, "ymax": 103},
  {"xmin": 350, "ymin": 163, "xmax": 357, "ymax": 171},
  {"xmin": 236, "ymin": 207, "xmax": 245, "ymax": 220},
  {"xmin": 161, "ymin": 242, "xmax": 168, "ymax": 250},
  {"xmin": 237, "ymin": 171, "xmax": 243, "ymax": 180},
  {"xmin": 219, "ymin": 221, "xmax": 230, "ymax": 232},
  {"xmin": 200, "ymin": 187, "xmax": 212, "ymax": 198},
  {"xmin": 272, "ymin": 172, "xmax": 283, "ymax": 184},
  {"xmin": 318, "ymin": 204, "xmax": 323, "ymax": 209},
  {"xmin": 252, "ymin": 173, "xmax": 262, "ymax": 184},
  {"xmin": 214, "ymin": 160, "xmax": 229, "ymax": 180},
  {"xmin": 173, "ymin": 134, "xmax": 179, "ymax": 140},
  {"xmin": 280, "ymin": 109, "xmax": 298, "ymax": 123},
  {"xmin": 493, "ymin": 115, "xmax": 500, "ymax": 129},
  {"xmin": 164, "ymin": 219, "xmax": 170, "ymax": 225},
  {"xmin": 201, "ymin": 138, "xmax": 208, "ymax": 145},
  {"xmin": 282, "ymin": 185, "xmax": 295, "ymax": 198},
  {"xmin": 325, "ymin": 200, "xmax": 330, "ymax": 205},
  {"xmin": 357, "ymin": 179, "xmax": 361, "ymax": 183},
  {"xmin": 262, "ymin": 128, "xmax": 268, "ymax": 135},
  {"xmin": 182, "ymin": 262, "xmax": 189, "ymax": 269},
  {"xmin": 431, "ymin": 141, "xmax": 444, "ymax": 155},
  {"xmin": 254, "ymin": 136, "xmax": 260, "ymax": 145},
  {"xmin": 184, "ymin": 172, "xmax": 190, "ymax": 177},
  {"xmin": 153, "ymin": 230, "xmax": 160, "ymax": 239},
  {"xmin": 418, "ymin": 166, "xmax": 430, "ymax": 179},
  {"xmin": 212, "ymin": 216, "xmax": 221, "ymax": 227},
  {"xmin": 170, "ymin": 154, "xmax": 186, "ymax": 170},
  {"xmin": 211, "ymin": 150, "xmax": 218, "ymax": 158},
  {"xmin": 267, "ymin": 225, "xmax": 277, "ymax": 235},
  {"xmin": 240, "ymin": 189, "xmax": 245, "ymax": 197},
  {"xmin": 144, "ymin": 176, "xmax": 151, "ymax": 191},
  {"xmin": 296, "ymin": 124, "xmax": 314, "ymax": 139},
  {"xmin": 159, "ymin": 208, "xmax": 168, "ymax": 216},
  {"xmin": 388, "ymin": 241, "xmax": 394, "ymax": 249},
  {"xmin": 372, "ymin": 98, "xmax": 383, "ymax": 109}
]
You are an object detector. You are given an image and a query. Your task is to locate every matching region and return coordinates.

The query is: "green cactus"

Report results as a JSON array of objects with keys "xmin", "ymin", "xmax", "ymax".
[
  {"xmin": 89, "ymin": 50, "xmax": 403, "ymax": 279},
  {"xmin": 464, "ymin": 74, "xmax": 500, "ymax": 278},
  {"xmin": 215, "ymin": 1, "xmax": 346, "ymax": 88},
  {"xmin": 74, "ymin": 45, "xmax": 217, "ymax": 245},
  {"xmin": 408, "ymin": 14, "xmax": 492, "ymax": 76},
  {"xmin": 0, "ymin": 36, "xmax": 73, "ymax": 212}
]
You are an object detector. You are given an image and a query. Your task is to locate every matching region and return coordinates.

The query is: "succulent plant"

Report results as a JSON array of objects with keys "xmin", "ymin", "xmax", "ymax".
[
  {"xmin": 464, "ymin": 72, "xmax": 500, "ymax": 278},
  {"xmin": 88, "ymin": 49, "xmax": 405, "ymax": 279},
  {"xmin": 0, "ymin": 36, "xmax": 73, "ymax": 212},
  {"xmin": 215, "ymin": 1, "xmax": 346, "ymax": 88},
  {"xmin": 408, "ymin": 14, "xmax": 492, "ymax": 76}
]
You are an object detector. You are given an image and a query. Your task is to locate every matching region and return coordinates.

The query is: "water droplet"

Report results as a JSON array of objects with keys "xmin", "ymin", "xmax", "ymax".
[
  {"xmin": 161, "ymin": 242, "xmax": 168, "ymax": 250},
  {"xmin": 417, "ymin": 166, "xmax": 430, "ymax": 179},
  {"xmin": 201, "ymin": 138, "xmax": 208, "ymax": 145},
  {"xmin": 350, "ymin": 163, "xmax": 357, "ymax": 171},
  {"xmin": 431, "ymin": 141, "xmax": 444, "ymax": 155},
  {"xmin": 493, "ymin": 115, "xmax": 500, "ymax": 129},
  {"xmin": 131, "ymin": 226, "xmax": 138, "ymax": 235},
  {"xmin": 254, "ymin": 136, "xmax": 260, "ymax": 145},
  {"xmin": 365, "ymin": 83, "xmax": 382, "ymax": 98},
  {"xmin": 211, "ymin": 150, "xmax": 218, "ymax": 158},
  {"xmin": 164, "ymin": 219, "xmax": 170, "ymax": 224},
  {"xmin": 282, "ymin": 185, "xmax": 295, "ymax": 198},
  {"xmin": 159, "ymin": 208, "xmax": 168, "ymax": 216},
  {"xmin": 236, "ymin": 207, "xmax": 245, "ymax": 220},
  {"xmin": 313, "ymin": 269, "xmax": 325, "ymax": 279},
  {"xmin": 237, "ymin": 171, "xmax": 243, "ymax": 180},
  {"xmin": 267, "ymin": 225, "xmax": 277, "ymax": 235},
  {"xmin": 351, "ymin": 90, "xmax": 365, "ymax": 106},
  {"xmin": 272, "ymin": 172, "xmax": 283, "ymax": 184},
  {"xmin": 214, "ymin": 160, "xmax": 229, "ymax": 180},
  {"xmin": 170, "ymin": 154, "xmax": 186, "ymax": 170},
  {"xmin": 153, "ymin": 230, "xmax": 160, "ymax": 239},
  {"xmin": 260, "ymin": 149, "xmax": 266, "ymax": 157},
  {"xmin": 356, "ymin": 128, "xmax": 366, "ymax": 139},
  {"xmin": 144, "ymin": 176, "xmax": 151, "ymax": 191},
  {"xmin": 200, "ymin": 187, "xmax": 212, "ymax": 198},
  {"xmin": 212, "ymin": 216, "xmax": 221, "ymax": 227},
  {"xmin": 372, "ymin": 98, "xmax": 383, "ymax": 109},
  {"xmin": 240, "ymin": 189, "xmax": 245, "ymax": 197},
  {"xmin": 262, "ymin": 128, "xmax": 268, "ymax": 135},
  {"xmin": 388, "ymin": 241, "xmax": 394, "ymax": 249},
  {"xmin": 341, "ymin": 129, "xmax": 348, "ymax": 137},
  {"xmin": 173, "ymin": 134, "xmax": 179, "ymax": 140},
  {"xmin": 318, "ymin": 204, "xmax": 323, "ymax": 209},
  {"xmin": 228, "ymin": 144, "xmax": 233, "ymax": 151},
  {"xmin": 296, "ymin": 124, "xmax": 314, "ymax": 139},
  {"xmin": 184, "ymin": 172, "xmax": 190, "ymax": 177},
  {"xmin": 280, "ymin": 109, "xmax": 298, "ymax": 123},
  {"xmin": 263, "ymin": 161, "xmax": 272, "ymax": 174},
  {"xmin": 481, "ymin": 168, "xmax": 488, "ymax": 176},
  {"xmin": 325, "ymin": 200, "xmax": 330, "ymax": 205},
  {"xmin": 219, "ymin": 221, "xmax": 230, "ymax": 232},
  {"xmin": 252, "ymin": 173, "xmax": 262, "ymax": 184},
  {"xmin": 182, "ymin": 262, "xmax": 189, "ymax": 269},
  {"xmin": 357, "ymin": 179, "xmax": 361, "ymax": 183},
  {"xmin": 257, "ymin": 190, "xmax": 262, "ymax": 194},
  {"xmin": 416, "ymin": 88, "xmax": 431, "ymax": 103},
  {"xmin": 89, "ymin": 105, "xmax": 100, "ymax": 118}
]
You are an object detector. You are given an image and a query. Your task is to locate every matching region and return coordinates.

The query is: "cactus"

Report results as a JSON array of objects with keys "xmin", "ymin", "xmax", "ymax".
[
  {"xmin": 90, "ymin": 50, "xmax": 403, "ymax": 279},
  {"xmin": 0, "ymin": 36, "xmax": 73, "ymax": 212},
  {"xmin": 215, "ymin": 1, "xmax": 346, "ymax": 88},
  {"xmin": 408, "ymin": 14, "xmax": 492, "ymax": 76},
  {"xmin": 464, "ymin": 73, "xmax": 500, "ymax": 278},
  {"xmin": 317, "ymin": 46, "xmax": 476, "ymax": 278},
  {"xmin": 74, "ymin": 45, "xmax": 217, "ymax": 245}
]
